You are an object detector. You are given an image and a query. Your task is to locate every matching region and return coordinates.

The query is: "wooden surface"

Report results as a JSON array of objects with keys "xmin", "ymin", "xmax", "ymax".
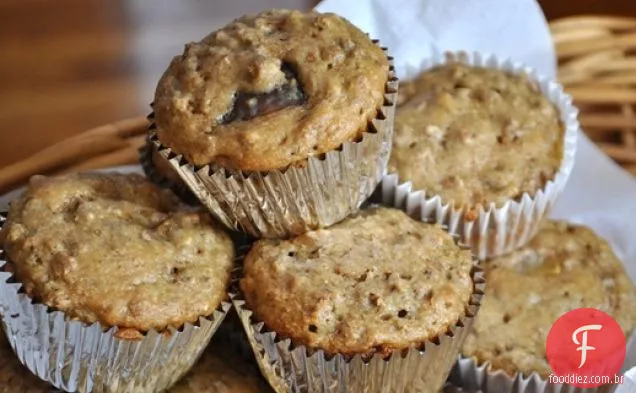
[
  {"xmin": 0, "ymin": 0, "xmax": 310, "ymax": 168},
  {"xmin": 1, "ymin": 0, "xmax": 635, "ymax": 170},
  {"xmin": 0, "ymin": 0, "xmax": 140, "ymax": 168}
]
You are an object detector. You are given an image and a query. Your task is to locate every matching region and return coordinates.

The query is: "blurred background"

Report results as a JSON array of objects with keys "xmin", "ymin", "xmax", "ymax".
[{"xmin": 1, "ymin": 0, "xmax": 635, "ymax": 169}]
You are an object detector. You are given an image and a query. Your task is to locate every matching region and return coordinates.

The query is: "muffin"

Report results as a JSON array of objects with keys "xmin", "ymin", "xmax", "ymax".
[
  {"xmin": 235, "ymin": 206, "xmax": 484, "ymax": 393},
  {"xmin": 148, "ymin": 9, "xmax": 398, "ymax": 238},
  {"xmin": 384, "ymin": 51, "xmax": 578, "ymax": 259},
  {"xmin": 451, "ymin": 220, "xmax": 636, "ymax": 392},
  {"xmin": 0, "ymin": 173, "xmax": 234, "ymax": 393}
]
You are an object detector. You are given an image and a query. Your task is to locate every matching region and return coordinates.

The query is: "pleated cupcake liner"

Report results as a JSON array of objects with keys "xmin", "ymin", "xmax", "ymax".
[
  {"xmin": 229, "ymin": 177, "xmax": 486, "ymax": 393},
  {"xmin": 217, "ymin": 261, "xmax": 259, "ymax": 366},
  {"xmin": 232, "ymin": 270, "xmax": 484, "ymax": 393},
  {"xmin": 388, "ymin": 51, "xmax": 579, "ymax": 260},
  {"xmin": 450, "ymin": 356, "xmax": 612, "ymax": 393},
  {"xmin": 449, "ymin": 333, "xmax": 636, "ymax": 393},
  {"xmin": 139, "ymin": 130, "xmax": 199, "ymax": 206},
  {"xmin": 0, "ymin": 213, "xmax": 231, "ymax": 393},
  {"xmin": 147, "ymin": 42, "xmax": 398, "ymax": 239}
]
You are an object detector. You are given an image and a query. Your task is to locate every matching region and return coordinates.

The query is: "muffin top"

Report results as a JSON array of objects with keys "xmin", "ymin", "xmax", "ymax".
[
  {"xmin": 154, "ymin": 9, "xmax": 389, "ymax": 171},
  {"xmin": 0, "ymin": 173, "xmax": 234, "ymax": 333},
  {"xmin": 389, "ymin": 62, "xmax": 563, "ymax": 209},
  {"xmin": 241, "ymin": 207, "xmax": 474, "ymax": 356},
  {"xmin": 461, "ymin": 220, "xmax": 636, "ymax": 378}
]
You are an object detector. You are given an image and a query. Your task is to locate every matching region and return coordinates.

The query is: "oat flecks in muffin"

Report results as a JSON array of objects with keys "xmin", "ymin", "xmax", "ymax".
[
  {"xmin": 154, "ymin": 9, "xmax": 389, "ymax": 171},
  {"xmin": 390, "ymin": 63, "xmax": 564, "ymax": 208},
  {"xmin": 241, "ymin": 207, "xmax": 474, "ymax": 356},
  {"xmin": 461, "ymin": 220, "xmax": 636, "ymax": 378},
  {"xmin": 0, "ymin": 173, "xmax": 234, "ymax": 332}
]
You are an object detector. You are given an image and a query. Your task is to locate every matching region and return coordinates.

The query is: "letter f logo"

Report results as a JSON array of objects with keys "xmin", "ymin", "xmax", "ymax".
[{"xmin": 572, "ymin": 324, "xmax": 603, "ymax": 368}]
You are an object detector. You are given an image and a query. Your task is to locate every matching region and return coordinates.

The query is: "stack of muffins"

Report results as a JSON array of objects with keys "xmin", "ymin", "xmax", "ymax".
[{"xmin": 0, "ymin": 8, "xmax": 634, "ymax": 393}]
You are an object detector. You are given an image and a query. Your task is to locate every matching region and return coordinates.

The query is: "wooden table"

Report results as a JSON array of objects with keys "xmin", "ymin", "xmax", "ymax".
[
  {"xmin": 1, "ymin": 0, "xmax": 635, "ymax": 169},
  {"xmin": 0, "ymin": 0, "xmax": 312, "ymax": 168}
]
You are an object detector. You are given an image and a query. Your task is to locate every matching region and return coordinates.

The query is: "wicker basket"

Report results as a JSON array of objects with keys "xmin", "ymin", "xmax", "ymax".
[
  {"xmin": 552, "ymin": 15, "xmax": 636, "ymax": 175},
  {"xmin": 0, "ymin": 15, "xmax": 634, "ymax": 194}
]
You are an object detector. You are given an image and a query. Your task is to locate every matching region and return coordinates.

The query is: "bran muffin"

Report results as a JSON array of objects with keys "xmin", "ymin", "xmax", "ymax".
[
  {"xmin": 0, "ymin": 173, "xmax": 234, "ymax": 334},
  {"xmin": 384, "ymin": 52, "xmax": 578, "ymax": 260},
  {"xmin": 154, "ymin": 9, "xmax": 389, "ymax": 171},
  {"xmin": 241, "ymin": 207, "xmax": 474, "ymax": 356},
  {"xmin": 390, "ymin": 62, "xmax": 564, "ymax": 209},
  {"xmin": 148, "ymin": 9, "xmax": 397, "ymax": 238},
  {"xmin": 236, "ymin": 205, "xmax": 483, "ymax": 393},
  {"xmin": 460, "ymin": 220, "xmax": 636, "ymax": 379},
  {"xmin": 0, "ymin": 173, "xmax": 235, "ymax": 392}
]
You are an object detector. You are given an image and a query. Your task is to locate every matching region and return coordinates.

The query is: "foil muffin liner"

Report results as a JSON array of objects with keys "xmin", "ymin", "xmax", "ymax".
[
  {"xmin": 231, "ymin": 178, "xmax": 486, "ymax": 393},
  {"xmin": 139, "ymin": 129, "xmax": 199, "ymax": 206},
  {"xmin": 0, "ymin": 215, "xmax": 231, "ymax": 393},
  {"xmin": 387, "ymin": 51, "xmax": 579, "ymax": 260},
  {"xmin": 450, "ymin": 356, "xmax": 611, "ymax": 393},
  {"xmin": 147, "ymin": 43, "xmax": 398, "ymax": 239},
  {"xmin": 449, "ymin": 333, "xmax": 636, "ymax": 393}
]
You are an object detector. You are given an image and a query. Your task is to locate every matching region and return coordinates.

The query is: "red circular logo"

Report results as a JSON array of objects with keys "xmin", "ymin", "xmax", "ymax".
[{"xmin": 546, "ymin": 308, "xmax": 626, "ymax": 388}]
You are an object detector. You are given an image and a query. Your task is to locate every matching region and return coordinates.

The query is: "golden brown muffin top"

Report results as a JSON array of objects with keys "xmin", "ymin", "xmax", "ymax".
[
  {"xmin": 0, "ymin": 173, "xmax": 234, "ymax": 333},
  {"xmin": 154, "ymin": 9, "xmax": 389, "ymax": 171},
  {"xmin": 390, "ymin": 63, "xmax": 563, "ymax": 208},
  {"xmin": 241, "ymin": 207, "xmax": 474, "ymax": 356},
  {"xmin": 462, "ymin": 220, "xmax": 636, "ymax": 378}
]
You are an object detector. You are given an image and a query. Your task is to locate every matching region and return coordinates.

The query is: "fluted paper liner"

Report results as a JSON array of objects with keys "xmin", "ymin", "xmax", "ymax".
[
  {"xmin": 139, "ymin": 129, "xmax": 199, "ymax": 206},
  {"xmin": 0, "ymin": 215, "xmax": 231, "ymax": 393},
  {"xmin": 231, "ymin": 178, "xmax": 486, "ymax": 393},
  {"xmin": 147, "ymin": 43, "xmax": 398, "ymax": 239},
  {"xmin": 387, "ymin": 51, "xmax": 579, "ymax": 260},
  {"xmin": 449, "ymin": 333, "xmax": 636, "ymax": 393}
]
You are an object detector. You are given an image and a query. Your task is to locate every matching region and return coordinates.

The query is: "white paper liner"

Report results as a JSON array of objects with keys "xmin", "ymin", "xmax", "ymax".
[
  {"xmin": 148, "ymin": 43, "xmax": 398, "ymax": 239},
  {"xmin": 231, "ymin": 178, "xmax": 486, "ymax": 393},
  {"xmin": 0, "ymin": 214, "xmax": 231, "ymax": 393},
  {"xmin": 449, "ymin": 333, "xmax": 636, "ymax": 393},
  {"xmin": 387, "ymin": 51, "xmax": 579, "ymax": 260}
]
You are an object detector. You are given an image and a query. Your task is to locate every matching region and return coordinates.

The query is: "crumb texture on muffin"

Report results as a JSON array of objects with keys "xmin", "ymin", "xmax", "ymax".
[
  {"xmin": 461, "ymin": 220, "xmax": 636, "ymax": 378},
  {"xmin": 154, "ymin": 9, "xmax": 389, "ymax": 171},
  {"xmin": 241, "ymin": 207, "xmax": 474, "ymax": 356},
  {"xmin": 0, "ymin": 173, "xmax": 234, "ymax": 332},
  {"xmin": 390, "ymin": 63, "xmax": 563, "ymax": 208}
]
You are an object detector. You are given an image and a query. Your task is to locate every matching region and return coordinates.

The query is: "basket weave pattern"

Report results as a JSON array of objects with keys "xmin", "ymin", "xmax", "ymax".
[
  {"xmin": 0, "ymin": 15, "xmax": 634, "ymax": 195},
  {"xmin": 552, "ymin": 15, "xmax": 636, "ymax": 175}
]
